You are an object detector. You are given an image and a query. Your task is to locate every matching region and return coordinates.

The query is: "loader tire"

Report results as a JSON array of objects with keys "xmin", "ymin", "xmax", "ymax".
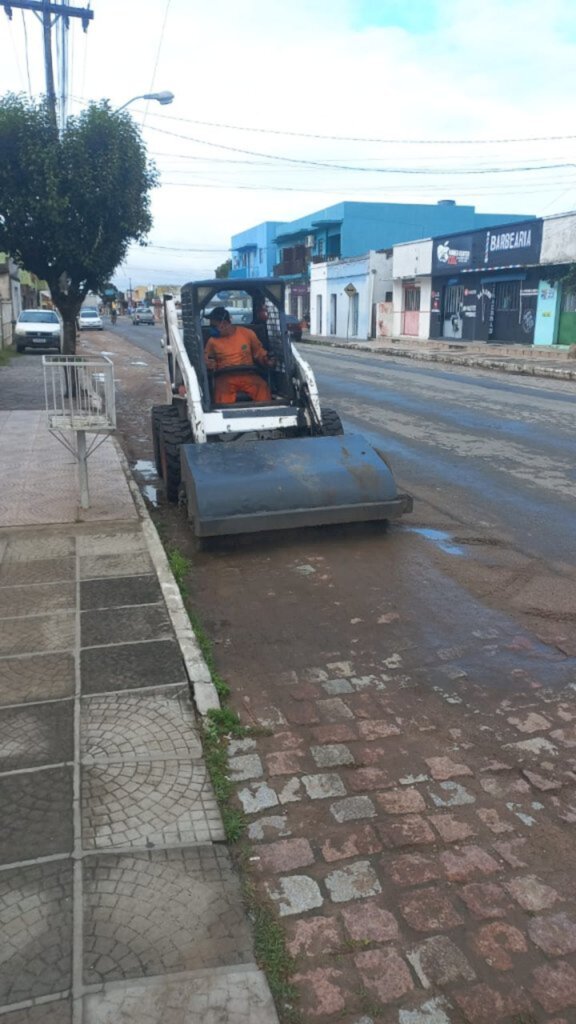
[
  {"xmin": 159, "ymin": 417, "xmax": 193, "ymax": 503},
  {"xmin": 321, "ymin": 407, "xmax": 344, "ymax": 436},
  {"xmin": 151, "ymin": 405, "xmax": 178, "ymax": 477}
]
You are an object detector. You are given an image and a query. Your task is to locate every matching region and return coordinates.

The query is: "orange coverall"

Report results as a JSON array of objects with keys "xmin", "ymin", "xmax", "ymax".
[{"xmin": 205, "ymin": 326, "xmax": 272, "ymax": 404}]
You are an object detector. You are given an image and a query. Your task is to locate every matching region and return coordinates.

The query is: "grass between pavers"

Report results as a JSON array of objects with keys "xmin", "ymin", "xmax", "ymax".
[
  {"xmin": 166, "ymin": 544, "xmax": 301, "ymax": 1022},
  {"xmin": 0, "ymin": 346, "xmax": 19, "ymax": 366}
]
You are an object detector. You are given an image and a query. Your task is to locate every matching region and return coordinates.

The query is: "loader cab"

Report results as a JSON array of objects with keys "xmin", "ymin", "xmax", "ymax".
[{"xmin": 180, "ymin": 278, "xmax": 296, "ymax": 412}]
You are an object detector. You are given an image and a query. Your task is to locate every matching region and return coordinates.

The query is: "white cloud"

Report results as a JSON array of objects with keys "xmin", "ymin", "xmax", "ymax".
[{"xmin": 1, "ymin": 0, "xmax": 575, "ymax": 288}]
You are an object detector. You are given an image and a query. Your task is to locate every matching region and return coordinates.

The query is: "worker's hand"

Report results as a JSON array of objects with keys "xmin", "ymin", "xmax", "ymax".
[{"xmin": 206, "ymin": 357, "xmax": 216, "ymax": 370}]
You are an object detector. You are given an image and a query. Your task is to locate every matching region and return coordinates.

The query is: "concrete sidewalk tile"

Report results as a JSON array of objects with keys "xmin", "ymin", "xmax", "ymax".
[
  {"xmin": 2, "ymin": 535, "xmax": 75, "ymax": 561},
  {"xmin": 0, "ymin": 700, "xmax": 73, "ymax": 771},
  {"xmin": 310, "ymin": 743, "xmax": 354, "ymax": 767},
  {"xmin": 228, "ymin": 753, "xmax": 263, "ymax": 781},
  {"xmin": 330, "ymin": 795, "xmax": 376, "ymax": 822},
  {"xmin": 0, "ymin": 766, "xmax": 73, "ymax": 863},
  {"xmin": 80, "ymin": 691, "xmax": 202, "ymax": 763},
  {"xmin": 83, "ymin": 847, "xmax": 253, "ymax": 984},
  {"xmin": 0, "ymin": 1000, "xmax": 72, "ymax": 1022},
  {"xmin": 82, "ymin": 759, "xmax": 224, "ymax": 848},
  {"xmin": 76, "ymin": 530, "xmax": 146, "ymax": 557},
  {"xmin": 79, "ymin": 551, "xmax": 153, "ymax": 580},
  {"xmin": 81, "ymin": 639, "xmax": 186, "ymax": 695},
  {"xmin": 0, "ymin": 611, "xmax": 75, "ymax": 656},
  {"xmin": 81, "ymin": 604, "xmax": 173, "ymax": 648},
  {"xmin": 0, "ymin": 651, "xmax": 74, "ymax": 705},
  {"xmin": 80, "ymin": 574, "xmax": 162, "ymax": 610},
  {"xmin": 83, "ymin": 968, "xmax": 279, "ymax": 1024},
  {"xmin": 0, "ymin": 557, "xmax": 76, "ymax": 588},
  {"xmin": 0, "ymin": 860, "xmax": 72, "ymax": 1004},
  {"xmin": 0, "ymin": 582, "xmax": 76, "ymax": 618}
]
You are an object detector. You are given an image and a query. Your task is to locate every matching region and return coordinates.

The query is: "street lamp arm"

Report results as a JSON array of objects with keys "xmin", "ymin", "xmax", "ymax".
[{"xmin": 114, "ymin": 91, "xmax": 174, "ymax": 113}]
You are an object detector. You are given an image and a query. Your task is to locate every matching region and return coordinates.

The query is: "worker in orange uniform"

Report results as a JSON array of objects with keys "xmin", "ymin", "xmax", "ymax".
[{"xmin": 205, "ymin": 307, "xmax": 274, "ymax": 404}]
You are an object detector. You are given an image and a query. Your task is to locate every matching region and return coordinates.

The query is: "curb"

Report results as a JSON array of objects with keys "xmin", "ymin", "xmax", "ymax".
[
  {"xmin": 303, "ymin": 338, "xmax": 576, "ymax": 381},
  {"xmin": 112, "ymin": 438, "xmax": 221, "ymax": 717}
]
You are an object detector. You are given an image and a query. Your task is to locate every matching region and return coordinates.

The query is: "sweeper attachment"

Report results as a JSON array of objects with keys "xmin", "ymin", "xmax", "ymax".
[{"xmin": 153, "ymin": 279, "xmax": 412, "ymax": 538}]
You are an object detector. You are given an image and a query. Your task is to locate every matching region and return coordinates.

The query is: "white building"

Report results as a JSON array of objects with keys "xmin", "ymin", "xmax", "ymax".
[
  {"xmin": 309, "ymin": 251, "xmax": 392, "ymax": 340},
  {"xmin": 391, "ymin": 239, "xmax": 433, "ymax": 340}
]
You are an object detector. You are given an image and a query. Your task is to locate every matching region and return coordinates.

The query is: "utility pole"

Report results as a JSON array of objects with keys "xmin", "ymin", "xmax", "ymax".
[{"xmin": 1, "ymin": 1, "xmax": 94, "ymax": 126}]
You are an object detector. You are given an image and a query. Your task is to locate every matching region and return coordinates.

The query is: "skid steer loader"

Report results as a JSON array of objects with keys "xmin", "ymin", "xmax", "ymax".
[{"xmin": 152, "ymin": 278, "xmax": 412, "ymax": 538}]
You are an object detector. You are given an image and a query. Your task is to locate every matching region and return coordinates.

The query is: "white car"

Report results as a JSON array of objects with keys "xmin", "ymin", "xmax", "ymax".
[
  {"xmin": 78, "ymin": 308, "xmax": 104, "ymax": 331},
  {"xmin": 14, "ymin": 309, "xmax": 62, "ymax": 352}
]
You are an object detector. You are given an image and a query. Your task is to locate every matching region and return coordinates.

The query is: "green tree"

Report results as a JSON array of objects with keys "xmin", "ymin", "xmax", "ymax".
[
  {"xmin": 0, "ymin": 94, "xmax": 158, "ymax": 353},
  {"xmin": 215, "ymin": 258, "xmax": 232, "ymax": 279}
]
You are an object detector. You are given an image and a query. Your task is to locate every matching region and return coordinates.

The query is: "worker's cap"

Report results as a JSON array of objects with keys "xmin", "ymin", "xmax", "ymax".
[{"xmin": 207, "ymin": 306, "xmax": 230, "ymax": 322}]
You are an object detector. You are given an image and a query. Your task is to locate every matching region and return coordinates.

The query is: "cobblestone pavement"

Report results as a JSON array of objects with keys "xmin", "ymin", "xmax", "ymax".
[
  {"xmin": 223, "ymin": 645, "xmax": 576, "ymax": 1022},
  {"xmin": 0, "ymin": 381, "xmax": 278, "ymax": 1022}
]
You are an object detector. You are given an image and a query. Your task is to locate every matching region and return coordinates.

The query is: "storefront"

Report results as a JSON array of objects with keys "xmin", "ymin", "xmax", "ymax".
[{"xmin": 429, "ymin": 220, "xmax": 543, "ymax": 344}]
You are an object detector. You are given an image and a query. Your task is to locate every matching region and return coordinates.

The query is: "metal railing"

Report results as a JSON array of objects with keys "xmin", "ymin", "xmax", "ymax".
[{"xmin": 43, "ymin": 355, "xmax": 116, "ymax": 508}]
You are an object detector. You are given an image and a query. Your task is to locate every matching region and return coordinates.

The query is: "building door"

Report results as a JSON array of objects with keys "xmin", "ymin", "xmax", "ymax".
[
  {"xmin": 402, "ymin": 286, "xmax": 420, "ymax": 336},
  {"xmin": 442, "ymin": 284, "xmax": 464, "ymax": 339},
  {"xmin": 490, "ymin": 281, "xmax": 520, "ymax": 341},
  {"xmin": 316, "ymin": 295, "xmax": 323, "ymax": 335},
  {"xmin": 330, "ymin": 294, "xmax": 337, "ymax": 335},
  {"xmin": 558, "ymin": 286, "xmax": 576, "ymax": 345},
  {"xmin": 349, "ymin": 292, "xmax": 359, "ymax": 337}
]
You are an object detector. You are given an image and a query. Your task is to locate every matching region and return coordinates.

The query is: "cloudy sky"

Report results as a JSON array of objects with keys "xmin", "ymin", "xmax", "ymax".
[{"xmin": 1, "ymin": 0, "xmax": 575, "ymax": 290}]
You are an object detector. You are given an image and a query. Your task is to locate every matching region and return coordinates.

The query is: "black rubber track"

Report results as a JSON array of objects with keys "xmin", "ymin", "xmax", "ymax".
[
  {"xmin": 151, "ymin": 405, "xmax": 178, "ymax": 477},
  {"xmin": 159, "ymin": 416, "xmax": 194, "ymax": 502},
  {"xmin": 320, "ymin": 406, "xmax": 344, "ymax": 436}
]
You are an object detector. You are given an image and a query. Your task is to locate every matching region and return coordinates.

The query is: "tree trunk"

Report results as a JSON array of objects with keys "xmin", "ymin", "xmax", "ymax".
[{"xmin": 62, "ymin": 314, "xmax": 77, "ymax": 355}]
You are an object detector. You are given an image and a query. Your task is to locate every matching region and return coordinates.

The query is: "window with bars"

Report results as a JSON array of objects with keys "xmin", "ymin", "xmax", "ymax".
[
  {"xmin": 404, "ymin": 287, "xmax": 420, "ymax": 311},
  {"xmin": 494, "ymin": 281, "xmax": 520, "ymax": 311},
  {"xmin": 562, "ymin": 287, "xmax": 576, "ymax": 313}
]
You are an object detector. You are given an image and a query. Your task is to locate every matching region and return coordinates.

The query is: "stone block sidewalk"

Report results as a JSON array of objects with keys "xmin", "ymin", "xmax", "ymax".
[{"xmin": 0, "ymin": 409, "xmax": 277, "ymax": 1022}]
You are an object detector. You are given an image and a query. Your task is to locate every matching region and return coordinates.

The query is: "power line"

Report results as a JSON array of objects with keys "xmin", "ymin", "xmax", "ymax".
[
  {"xmin": 145, "ymin": 124, "xmax": 575, "ymax": 177},
  {"xmin": 141, "ymin": 110, "xmax": 576, "ymax": 147},
  {"xmin": 21, "ymin": 9, "xmax": 32, "ymax": 93},
  {"xmin": 143, "ymin": 0, "xmax": 171, "ymax": 126}
]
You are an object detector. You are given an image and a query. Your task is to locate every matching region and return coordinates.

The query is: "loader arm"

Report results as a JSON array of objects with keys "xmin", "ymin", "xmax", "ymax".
[
  {"xmin": 163, "ymin": 296, "xmax": 206, "ymax": 442},
  {"xmin": 291, "ymin": 343, "xmax": 323, "ymax": 428}
]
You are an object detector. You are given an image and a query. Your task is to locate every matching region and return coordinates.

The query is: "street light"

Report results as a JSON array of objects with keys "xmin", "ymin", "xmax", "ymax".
[{"xmin": 115, "ymin": 91, "xmax": 175, "ymax": 113}]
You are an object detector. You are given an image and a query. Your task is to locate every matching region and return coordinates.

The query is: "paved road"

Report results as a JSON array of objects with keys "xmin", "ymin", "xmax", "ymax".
[
  {"xmin": 300, "ymin": 343, "xmax": 576, "ymax": 568},
  {"xmin": 111, "ymin": 318, "xmax": 164, "ymax": 358}
]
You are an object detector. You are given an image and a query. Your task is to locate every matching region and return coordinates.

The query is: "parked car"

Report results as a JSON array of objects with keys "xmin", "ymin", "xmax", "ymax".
[
  {"xmin": 78, "ymin": 308, "xmax": 103, "ymax": 331},
  {"xmin": 132, "ymin": 307, "xmax": 155, "ymax": 325},
  {"xmin": 285, "ymin": 314, "xmax": 304, "ymax": 341},
  {"xmin": 14, "ymin": 309, "xmax": 62, "ymax": 352}
]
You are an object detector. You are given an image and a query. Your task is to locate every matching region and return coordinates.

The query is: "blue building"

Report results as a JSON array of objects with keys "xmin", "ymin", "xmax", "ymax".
[
  {"xmin": 230, "ymin": 221, "xmax": 286, "ymax": 279},
  {"xmin": 231, "ymin": 201, "xmax": 535, "ymax": 316}
]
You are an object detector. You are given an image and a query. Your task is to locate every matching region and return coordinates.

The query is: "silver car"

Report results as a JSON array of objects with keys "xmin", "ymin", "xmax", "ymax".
[
  {"xmin": 132, "ymin": 307, "xmax": 155, "ymax": 325},
  {"xmin": 78, "ymin": 308, "xmax": 104, "ymax": 331},
  {"xmin": 14, "ymin": 309, "xmax": 62, "ymax": 352}
]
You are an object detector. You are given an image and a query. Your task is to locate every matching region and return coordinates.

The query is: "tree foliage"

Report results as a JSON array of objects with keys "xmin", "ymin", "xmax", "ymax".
[
  {"xmin": 215, "ymin": 258, "xmax": 232, "ymax": 279},
  {"xmin": 0, "ymin": 93, "xmax": 158, "ymax": 351}
]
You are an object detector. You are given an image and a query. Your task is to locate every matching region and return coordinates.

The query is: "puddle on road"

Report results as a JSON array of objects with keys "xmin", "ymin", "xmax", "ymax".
[
  {"xmin": 133, "ymin": 459, "xmax": 157, "ymax": 480},
  {"xmin": 132, "ymin": 460, "xmax": 161, "ymax": 507},
  {"xmin": 142, "ymin": 484, "xmax": 160, "ymax": 507},
  {"xmin": 406, "ymin": 526, "xmax": 465, "ymax": 556}
]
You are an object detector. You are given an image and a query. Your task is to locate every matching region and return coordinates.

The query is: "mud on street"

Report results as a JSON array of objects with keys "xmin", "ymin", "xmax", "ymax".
[{"xmin": 88, "ymin": 325, "xmax": 576, "ymax": 1023}]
